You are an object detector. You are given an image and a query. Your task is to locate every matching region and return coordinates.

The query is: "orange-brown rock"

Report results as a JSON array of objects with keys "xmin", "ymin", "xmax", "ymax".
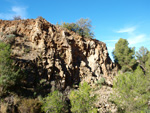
[{"xmin": 0, "ymin": 18, "xmax": 117, "ymax": 89}]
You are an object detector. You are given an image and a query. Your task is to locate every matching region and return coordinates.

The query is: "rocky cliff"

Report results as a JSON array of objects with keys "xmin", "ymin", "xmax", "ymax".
[
  {"xmin": 0, "ymin": 17, "xmax": 118, "ymax": 112},
  {"xmin": 0, "ymin": 17, "xmax": 117, "ymax": 88}
]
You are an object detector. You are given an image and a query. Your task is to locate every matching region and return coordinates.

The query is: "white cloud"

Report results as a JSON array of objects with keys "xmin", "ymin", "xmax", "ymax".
[
  {"xmin": 127, "ymin": 34, "xmax": 146, "ymax": 45},
  {"xmin": 116, "ymin": 26, "xmax": 148, "ymax": 46},
  {"xmin": 12, "ymin": 6, "xmax": 27, "ymax": 18},
  {"xmin": 0, "ymin": 6, "xmax": 27, "ymax": 20},
  {"xmin": 116, "ymin": 26, "xmax": 136, "ymax": 33}
]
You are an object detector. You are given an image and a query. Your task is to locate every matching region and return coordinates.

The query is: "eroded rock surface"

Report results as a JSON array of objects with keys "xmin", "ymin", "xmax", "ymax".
[{"xmin": 0, "ymin": 18, "xmax": 118, "ymax": 112}]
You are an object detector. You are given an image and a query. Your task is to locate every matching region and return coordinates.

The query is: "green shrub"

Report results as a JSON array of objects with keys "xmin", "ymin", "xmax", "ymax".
[
  {"xmin": 146, "ymin": 52, "xmax": 150, "ymax": 75},
  {"xmin": 136, "ymin": 46, "xmax": 149, "ymax": 72},
  {"xmin": 69, "ymin": 82, "xmax": 97, "ymax": 113},
  {"xmin": 42, "ymin": 90, "xmax": 68, "ymax": 113},
  {"xmin": 60, "ymin": 18, "xmax": 94, "ymax": 38},
  {"xmin": 96, "ymin": 77, "xmax": 105, "ymax": 88},
  {"xmin": 0, "ymin": 42, "xmax": 22, "ymax": 95},
  {"xmin": 111, "ymin": 66, "xmax": 150, "ymax": 113},
  {"xmin": 5, "ymin": 34, "xmax": 16, "ymax": 44}
]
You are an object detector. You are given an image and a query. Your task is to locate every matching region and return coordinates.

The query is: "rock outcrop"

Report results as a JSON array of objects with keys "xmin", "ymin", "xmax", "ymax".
[
  {"xmin": 0, "ymin": 17, "xmax": 117, "ymax": 112},
  {"xmin": 0, "ymin": 18, "xmax": 117, "ymax": 87}
]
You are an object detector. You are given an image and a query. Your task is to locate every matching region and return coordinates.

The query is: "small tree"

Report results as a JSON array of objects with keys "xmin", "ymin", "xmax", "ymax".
[
  {"xmin": 136, "ymin": 46, "xmax": 149, "ymax": 71},
  {"xmin": 42, "ymin": 90, "xmax": 68, "ymax": 113},
  {"xmin": 113, "ymin": 38, "xmax": 136, "ymax": 72},
  {"xmin": 60, "ymin": 18, "xmax": 94, "ymax": 38},
  {"xmin": 145, "ymin": 52, "xmax": 150, "ymax": 75},
  {"xmin": 69, "ymin": 82, "xmax": 97, "ymax": 113},
  {"xmin": 76, "ymin": 18, "xmax": 94, "ymax": 38},
  {"xmin": 61, "ymin": 22, "xmax": 79, "ymax": 32},
  {"xmin": 0, "ymin": 42, "xmax": 21, "ymax": 93},
  {"xmin": 111, "ymin": 66, "xmax": 150, "ymax": 112},
  {"xmin": 13, "ymin": 15, "xmax": 21, "ymax": 20}
]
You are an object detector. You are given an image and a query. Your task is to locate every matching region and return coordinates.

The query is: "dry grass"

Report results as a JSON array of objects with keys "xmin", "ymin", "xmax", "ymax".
[{"xmin": 0, "ymin": 103, "xmax": 8, "ymax": 113}]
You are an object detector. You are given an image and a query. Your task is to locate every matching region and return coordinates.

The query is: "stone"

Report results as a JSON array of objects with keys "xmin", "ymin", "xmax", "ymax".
[{"xmin": 0, "ymin": 18, "xmax": 118, "ymax": 112}]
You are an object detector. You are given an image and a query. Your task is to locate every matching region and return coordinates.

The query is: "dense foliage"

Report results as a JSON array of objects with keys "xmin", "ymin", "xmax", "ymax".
[
  {"xmin": 69, "ymin": 82, "xmax": 97, "ymax": 113},
  {"xmin": 60, "ymin": 18, "xmax": 94, "ymax": 38},
  {"xmin": 113, "ymin": 38, "xmax": 136, "ymax": 72},
  {"xmin": 0, "ymin": 42, "xmax": 22, "ymax": 94},
  {"xmin": 111, "ymin": 66, "xmax": 150, "ymax": 112},
  {"xmin": 42, "ymin": 90, "xmax": 68, "ymax": 113},
  {"xmin": 112, "ymin": 39, "xmax": 150, "ymax": 112},
  {"xmin": 136, "ymin": 46, "xmax": 149, "ymax": 72},
  {"xmin": 145, "ymin": 52, "xmax": 150, "ymax": 75}
]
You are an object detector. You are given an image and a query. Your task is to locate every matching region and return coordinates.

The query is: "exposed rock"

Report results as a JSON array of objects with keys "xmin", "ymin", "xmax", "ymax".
[
  {"xmin": 94, "ymin": 85, "xmax": 118, "ymax": 113},
  {"xmin": 0, "ymin": 18, "xmax": 117, "ymax": 87},
  {"xmin": 0, "ymin": 17, "xmax": 118, "ymax": 112}
]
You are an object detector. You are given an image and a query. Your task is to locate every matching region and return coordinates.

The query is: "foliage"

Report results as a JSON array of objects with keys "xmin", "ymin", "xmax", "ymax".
[
  {"xmin": 69, "ymin": 82, "xmax": 97, "ymax": 113},
  {"xmin": 113, "ymin": 38, "xmax": 136, "ymax": 72},
  {"xmin": 13, "ymin": 15, "xmax": 21, "ymax": 20},
  {"xmin": 60, "ymin": 18, "xmax": 94, "ymax": 38},
  {"xmin": 42, "ymin": 90, "xmax": 68, "ymax": 113},
  {"xmin": 0, "ymin": 42, "xmax": 21, "ymax": 94},
  {"xmin": 18, "ymin": 98, "xmax": 42, "ymax": 113},
  {"xmin": 76, "ymin": 18, "xmax": 94, "ymax": 38},
  {"xmin": 5, "ymin": 34, "xmax": 16, "ymax": 44},
  {"xmin": 145, "ymin": 52, "xmax": 150, "ymax": 75},
  {"xmin": 96, "ymin": 77, "xmax": 105, "ymax": 88},
  {"xmin": 136, "ymin": 46, "xmax": 149, "ymax": 71},
  {"xmin": 111, "ymin": 66, "xmax": 150, "ymax": 113},
  {"xmin": 62, "ymin": 22, "xmax": 79, "ymax": 33}
]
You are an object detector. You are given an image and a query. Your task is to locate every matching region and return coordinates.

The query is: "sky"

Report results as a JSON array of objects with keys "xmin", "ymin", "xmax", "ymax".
[{"xmin": 0, "ymin": 0, "xmax": 150, "ymax": 60}]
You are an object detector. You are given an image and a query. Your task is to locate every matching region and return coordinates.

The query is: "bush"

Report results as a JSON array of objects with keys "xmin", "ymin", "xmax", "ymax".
[
  {"xmin": 136, "ymin": 46, "xmax": 149, "ymax": 72},
  {"xmin": 18, "ymin": 98, "xmax": 42, "ymax": 113},
  {"xmin": 42, "ymin": 90, "xmax": 68, "ymax": 113},
  {"xmin": 96, "ymin": 77, "xmax": 105, "ymax": 88},
  {"xmin": 5, "ymin": 34, "xmax": 16, "ymax": 44},
  {"xmin": 69, "ymin": 82, "xmax": 97, "ymax": 113},
  {"xmin": 0, "ymin": 42, "xmax": 22, "ymax": 95},
  {"xmin": 13, "ymin": 15, "xmax": 21, "ymax": 20},
  {"xmin": 60, "ymin": 18, "xmax": 94, "ymax": 38},
  {"xmin": 146, "ymin": 52, "xmax": 150, "ymax": 75},
  {"xmin": 111, "ymin": 66, "xmax": 150, "ymax": 113}
]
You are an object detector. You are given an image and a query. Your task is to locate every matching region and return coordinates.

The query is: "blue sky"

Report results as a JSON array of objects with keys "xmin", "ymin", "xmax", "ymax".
[{"xmin": 0, "ymin": 0, "xmax": 150, "ymax": 60}]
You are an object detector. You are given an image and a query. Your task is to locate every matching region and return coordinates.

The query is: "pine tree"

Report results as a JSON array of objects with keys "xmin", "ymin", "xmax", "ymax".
[
  {"xmin": 0, "ymin": 42, "xmax": 21, "ymax": 94},
  {"xmin": 113, "ymin": 38, "xmax": 136, "ymax": 72},
  {"xmin": 136, "ymin": 46, "xmax": 149, "ymax": 71},
  {"xmin": 111, "ymin": 66, "xmax": 150, "ymax": 112},
  {"xmin": 69, "ymin": 82, "xmax": 97, "ymax": 113}
]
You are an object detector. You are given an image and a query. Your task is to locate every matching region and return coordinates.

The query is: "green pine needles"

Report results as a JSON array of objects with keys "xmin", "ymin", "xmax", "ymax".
[
  {"xmin": 69, "ymin": 82, "xmax": 97, "ymax": 113},
  {"xmin": 111, "ymin": 66, "xmax": 150, "ymax": 113}
]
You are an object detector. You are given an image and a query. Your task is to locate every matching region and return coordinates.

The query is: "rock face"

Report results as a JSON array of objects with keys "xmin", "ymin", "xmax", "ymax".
[
  {"xmin": 0, "ymin": 18, "xmax": 118, "ymax": 112},
  {"xmin": 0, "ymin": 18, "xmax": 117, "ymax": 89}
]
